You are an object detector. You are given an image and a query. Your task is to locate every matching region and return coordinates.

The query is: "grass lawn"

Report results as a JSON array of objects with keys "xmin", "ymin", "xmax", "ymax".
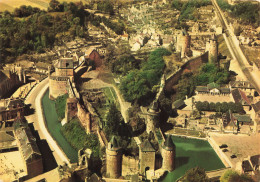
[
  {"xmin": 162, "ymin": 136, "xmax": 225, "ymax": 182},
  {"xmin": 54, "ymin": 94, "xmax": 68, "ymax": 121}
]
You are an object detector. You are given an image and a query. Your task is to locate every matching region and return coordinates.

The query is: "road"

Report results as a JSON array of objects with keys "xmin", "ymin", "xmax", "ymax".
[
  {"xmin": 212, "ymin": 0, "xmax": 260, "ymax": 93},
  {"xmin": 24, "ymin": 78, "xmax": 70, "ymax": 166}
]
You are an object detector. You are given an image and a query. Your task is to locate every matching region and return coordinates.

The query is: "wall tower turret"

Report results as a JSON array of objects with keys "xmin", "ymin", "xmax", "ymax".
[
  {"xmin": 106, "ymin": 136, "xmax": 122, "ymax": 178},
  {"xmin": 161, "ymin": 135, "xmax": 175, "ymax": 171}
]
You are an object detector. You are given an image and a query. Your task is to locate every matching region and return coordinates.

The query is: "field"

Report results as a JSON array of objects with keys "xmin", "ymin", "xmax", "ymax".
[{"xmin": 0, "ymin": 0, "xmax": 87, "ymax": 12}]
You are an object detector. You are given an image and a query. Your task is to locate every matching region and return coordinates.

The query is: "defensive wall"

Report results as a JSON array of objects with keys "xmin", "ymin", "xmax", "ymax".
[
  {"xmin": 165, "ymin": 51, "xmax": 208, "ymax": 92},
  {"xmin": 77, "ymin": 103, "xmax": 91, "ymax": 134}
]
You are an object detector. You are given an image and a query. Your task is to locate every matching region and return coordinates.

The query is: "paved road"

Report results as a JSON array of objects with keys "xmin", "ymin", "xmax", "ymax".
[
  {"xmin": 212, "ymin": 0, "xmax": 260, "ymax": 93},
  {"xmin": 24, "ymin": 78, "xmax": 70, "ymax": 166}
]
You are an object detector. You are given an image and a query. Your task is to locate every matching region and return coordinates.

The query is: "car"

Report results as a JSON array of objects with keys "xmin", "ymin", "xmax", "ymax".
[
  {"xmin": 219, "ymin": 144, "xmax": 228, "ymax": 148},
  {"xmin": 230, "ymin": 155, "xmax": 237, "ymax": 159},
  {"xmin": 222, "ymin": 149, "xmax": 228, "ymax": 152}
]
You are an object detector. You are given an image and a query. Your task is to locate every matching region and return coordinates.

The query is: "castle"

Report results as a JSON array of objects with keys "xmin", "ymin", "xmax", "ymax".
[{"xmin": 105, "ymin": 135, "xmax": 175, "ymax": 179}]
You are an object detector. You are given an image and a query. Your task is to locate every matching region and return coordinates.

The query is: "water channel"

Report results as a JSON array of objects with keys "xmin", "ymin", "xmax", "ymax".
[
  {"xmin": 163, "ymin": 136, "xmax": 225, "ymax": 181},
  {"xmin": 42, "ymin": 89, "xmax": 78, "ymax": 163}
]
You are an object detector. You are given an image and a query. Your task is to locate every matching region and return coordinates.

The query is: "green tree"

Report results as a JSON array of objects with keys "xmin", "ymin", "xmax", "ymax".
[
  {"xmin": 220, "ymin": 169, "xmax": 253, "ymax": 182},
  {"xmin": 182, "ymin": 167, "xmax": 209, "ymax": 182}
]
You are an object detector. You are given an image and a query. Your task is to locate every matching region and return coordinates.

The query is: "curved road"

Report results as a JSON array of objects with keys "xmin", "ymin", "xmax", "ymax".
[{"xmin": 24, "ymin": 78, "xmax": 70, "ymax": 166}]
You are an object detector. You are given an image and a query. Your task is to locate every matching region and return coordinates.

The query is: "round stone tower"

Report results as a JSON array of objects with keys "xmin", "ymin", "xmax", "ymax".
[
  {"xmin": 208, "ymin": 34, "xmax": 218, "ymax": 64},
  {"xmin": 146, "ymin": 100, "xmax": 160, "ymax": 134},
  {"xmin": 106, "ymin": 136, "xmax": 122, "ymax": 179},
  {"xmin": 161, "ymin": 135, "xmax": 175, "ymax": 172}
]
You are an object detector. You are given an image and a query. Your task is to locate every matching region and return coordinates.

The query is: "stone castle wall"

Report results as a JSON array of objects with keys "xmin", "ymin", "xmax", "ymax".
[
  {"xmin": 77, "ymin": 103, "xmax": 91, "ymax": 134},
  {"xmin": 106, "ymin": 149, "xmax": 122, "ymax": 178},
  {"xmin": 49, "ymin": 77, "xmax": 68, "ymax": 99},
  {"xmin": 165, "ymin": 51, "xmax": 208, "ymax": 92},
  {"xmin": 122, "ymin": 155, "xmax": 139, "ymax": 176},
  {"xmin": 139, "ymin": 151, "xmax": 155, "ymax": 174},
  {"xmin": 162, "ymin": 149, "xmax": 175, "ymax": 172},
  {"xmin": 55, "ymin": 68, "xmax": 74, "ymax": 77}
]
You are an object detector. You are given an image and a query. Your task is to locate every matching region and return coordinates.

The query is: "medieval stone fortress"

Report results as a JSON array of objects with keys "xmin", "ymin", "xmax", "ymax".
[{"xmin": 0, "ymin": 0, "xmax": 259, "ymax": 182}]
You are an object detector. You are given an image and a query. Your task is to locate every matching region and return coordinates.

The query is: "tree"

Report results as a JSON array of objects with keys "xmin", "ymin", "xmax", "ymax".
[
  {"xmin": 220, "ymin": 169, "xmax": 254, "ymax": 182},
  {"xmin": 182, "ymin": 167, "xmax": 209, "ymax": 182}
]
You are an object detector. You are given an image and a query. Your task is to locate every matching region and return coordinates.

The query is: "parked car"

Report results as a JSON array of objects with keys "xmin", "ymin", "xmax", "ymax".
[
  {"xmin": 219, "ymin": 144, "xmax": 228, "ymax": 148},
  {"xmin": 231, "ymin": 155, "xmax": 237, "ymax": 159},
  {"xmin": 222, "ymin": 149, "xmax": 228, "ymax": 152}
]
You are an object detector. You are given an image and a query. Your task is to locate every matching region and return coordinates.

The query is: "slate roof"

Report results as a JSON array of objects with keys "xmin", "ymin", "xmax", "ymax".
[
  {"xmin": 207, "ymin": 82, "xmax": 220, "ymax": 90},
  {"xmin": 172, "ymin": 99, "xmax": 186, "ymax": 110},
  {"xmin": 223, "ymin": 110, "xmax": 236, "ymax": 128},
  {"xmin": 140, "ymin": 140, "xmax": 156, "ymax": 152},
  {"xmin": 234, "ymin": 114, "xmax": 252, "ymax": 123},
  {"xmin": 242, "ymin": 160, "xmax": 254, "ymax": 172},
  {"xmin": 252, "ymin": 101, "xmax": 260, "ymax": 113},
  {"xmin": 232, "ymin": 89, "xmax": 251, "ymax": 105},
  {"xmin": 250, "ymin": 155, "xmax": 260, "ymax": 168},
  {"xmin": 14, "ymin": 122, "xmax": 41, "ymax": 162},
  {"xmin": 196, "ymin": 86, "xmax": 208, "ymax": 92},
  {"xmin": 108, "ymin": 136, "xmax": 120, "ymax": 151},
  {"xmin": 163, "ymin": 135, "xmax": 175, "ymax": 151},
  {"xmin": 220, "ymin": 87, "xmax": 231, "ymax": 93},
  {"xmin": 230, "ymin": 81, "xmax": 254, "ymax": 89}
]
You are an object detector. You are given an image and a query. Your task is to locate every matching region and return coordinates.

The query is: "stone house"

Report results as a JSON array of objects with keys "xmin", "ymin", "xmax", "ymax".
[
  {"xmin": 14, "ymin": 121, "xmax": 43, "ymax": 179},
  {"xmin": 0, "ymin": 98, "xmax": 24, "ymax": 127},
  {"xmin": 85, "ymin": 48, "xmax": 103, "ymax": 68}
]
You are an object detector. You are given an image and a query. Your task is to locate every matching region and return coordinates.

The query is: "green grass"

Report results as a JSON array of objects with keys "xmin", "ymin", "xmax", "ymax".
[
  {"xmin": 102, "ymin": 87, "xmax": 117, "ymax": 104},
  {"xmin": 61, "ymin": 118, "xmax": 100, "ymax": 157},
  {"xmin": 172, "ymin": 128, "xmax": 206, "ymax": 138},
  {"xmin": 162, "ymin": 136, "xmax": 225, "ymax": 182},
  {"xmin": 54, "ymin": 94, "xmax": 68, "ymax": 121}
]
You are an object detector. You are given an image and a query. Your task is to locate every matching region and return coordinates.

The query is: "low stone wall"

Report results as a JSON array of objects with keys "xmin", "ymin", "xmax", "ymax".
[{"xmin": 208, "ymin": 137, "xmax": 233, "ymax": 168}]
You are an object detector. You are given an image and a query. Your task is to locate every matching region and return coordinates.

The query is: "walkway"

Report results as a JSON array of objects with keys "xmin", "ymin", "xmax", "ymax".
[{"xmin": 24, "ymin": 78, "xmax": 70, "ymax": 166}]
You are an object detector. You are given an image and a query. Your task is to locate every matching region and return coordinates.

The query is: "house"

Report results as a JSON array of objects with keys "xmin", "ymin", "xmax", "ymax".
[
  {"xmin": 230, "ymin": 81, "xmax": 255, "ymax": 96},
  {"xmin": 231, "ymin": 89, "xmax": 252, "ymax": 111},
  {"xmin": 242, "ymin": 160, "xmax": 254, "ymax": 175},
  {"xmin": 195, "ymin": 82, "xmax": 231, "ymax": 95},
  {"xmin": 252, "ymin": 101, "xmax": 260, "ymax": 123},
  {"xmin": 0, "ymin": 98, "xmax": 25, "ymax": 127},
  {"xmin": 222, "ymin": 110, "xmax": 237, "ymax": 132},
  {"xmin": 14, "ymin": 121, "xmax": 43, "ymax": 178},
  {"xmin": 35, "ymin": 62, "xmax": 51, "ymax": 74},
  {"xmin": 85, "ymin": 48, "xmax": 102, "ymax": 68}
]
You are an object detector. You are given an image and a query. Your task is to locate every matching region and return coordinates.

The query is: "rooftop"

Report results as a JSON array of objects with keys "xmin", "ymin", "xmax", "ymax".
[{"xmin": 141, "ymin": 140, "xmax": 156, "ymax": 152}]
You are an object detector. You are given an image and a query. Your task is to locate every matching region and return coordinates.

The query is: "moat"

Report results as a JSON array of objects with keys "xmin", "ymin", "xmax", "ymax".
[
  {"xmin": 42, "ymin": 89, "xmax": 78, "ymax": 163},
  {"xmin": 163, "ymin": 136, "xmax": 225, "ymax": 182}
]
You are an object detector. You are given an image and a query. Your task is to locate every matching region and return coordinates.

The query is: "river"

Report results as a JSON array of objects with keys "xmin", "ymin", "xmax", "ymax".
[{"xmin": 42, "ymin": 89, "xmax": 78, "ymax": 163}]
